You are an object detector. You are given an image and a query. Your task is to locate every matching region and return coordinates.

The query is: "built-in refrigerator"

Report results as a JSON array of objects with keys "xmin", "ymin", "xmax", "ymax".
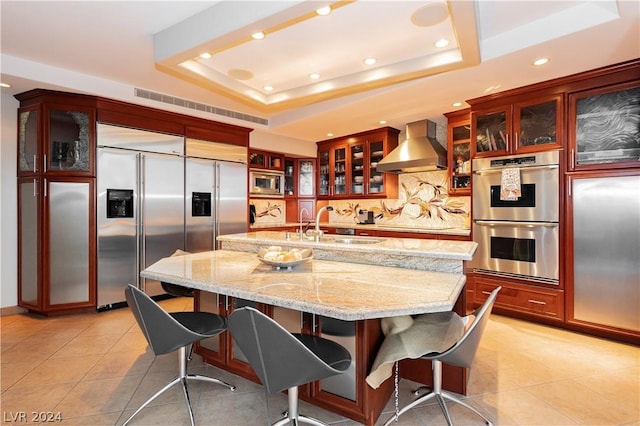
[{"xmin": 96, "ymin": 124, "xmax": 247, "ymax": 308}]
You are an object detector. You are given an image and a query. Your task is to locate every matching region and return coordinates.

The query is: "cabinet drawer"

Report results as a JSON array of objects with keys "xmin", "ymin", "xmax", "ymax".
[{"xmin": 475, "ymin": 280, "xmax": 564, "ymax": 319}]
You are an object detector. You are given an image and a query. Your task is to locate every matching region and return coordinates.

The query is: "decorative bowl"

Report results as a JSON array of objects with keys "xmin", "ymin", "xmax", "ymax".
[{"xmin": 257, "ymin": 247, "xmax": 313, "ymax": 270}]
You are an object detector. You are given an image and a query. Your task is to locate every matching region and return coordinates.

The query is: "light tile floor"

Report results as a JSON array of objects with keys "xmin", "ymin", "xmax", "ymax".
[{"xmin": 1, "ymin": 297, "xmax": 638, "ymax": 425}]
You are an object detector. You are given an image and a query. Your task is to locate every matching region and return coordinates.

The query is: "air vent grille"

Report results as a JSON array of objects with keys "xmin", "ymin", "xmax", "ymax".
[{"xmin": 135, "ymin": 88, "xmax": 268, "ymax": 126}]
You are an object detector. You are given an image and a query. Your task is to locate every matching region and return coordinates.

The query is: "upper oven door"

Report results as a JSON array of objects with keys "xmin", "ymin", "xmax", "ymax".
[
  {"xmin": 470, "ymin": 220, "xmax": 559, "ymax": 282},
  {"xmin": 472, "ymin": 152, "xmax": 560, "ymax": 222}
]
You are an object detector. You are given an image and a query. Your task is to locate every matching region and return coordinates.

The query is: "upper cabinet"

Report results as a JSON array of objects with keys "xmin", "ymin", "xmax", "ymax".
[
  {"xmin": 471, "ymin": 94, "xmax": 563, "ymax": 158},
  {"xmin": 444, "ymin": 109, "xmax": 471, "ymax": 195},
  {"xmin": 18, "ymin": 100, "xmax": 96, "ymax": 178},
  {"xmin": 567, "ymin": 80, "xmax": 640, "ymax": 171},
  {"xmin": 284, "ymin": 157, "xmax": 316, "ymax": 198},
  {"xmin": 249, "ymin": 149, "xmax": 284, "ymax": 171},
  {"xmin": 317, "ymin": 127, "xmax": 399, "ymax": 199}
]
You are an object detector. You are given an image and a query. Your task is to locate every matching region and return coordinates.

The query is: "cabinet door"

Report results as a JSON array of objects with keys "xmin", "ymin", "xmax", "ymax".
[
  {"xmin": 333, "ymin": 146, "xmax": 348, "ymax": 196},
  {"xmin": 45, "ymin": 105, "xmax": 94, "ymax": 176},
  {"xmin": 18, "ymin": 177, "xmax": 42, "ymax": 309},
  {"xmin": 367, "ymin": 139, "xmax": 386, "ymax": 195},
  {"xmin": 568, "ymin": 81, "xmax": 640, "ymax": 170},
  {"xmin": 45, "ymin": 178, "xmax": 95, "ymax": 307},
  {"xmin": 349, "ymin": 141, "xmax": 366, "ymax": 196},
  {"xmin": 284, "ymin": 158, "xmax": 296, "ymax": 197},
  {"xmin": 318, "ymin": 149, "xmax": 331, "ymax": 197},
  {"xmin": 472, "ymin": 107, "xmax": 510, "ymax": 156},
  {"xmin": 449, "ymin": 119, "xmax": 471, "ymax": 194},
  {"xmin": 298, "ymin": 159, "xmax": 315, "ymax": 197},
  {"xmin": 18, "ymin": 106, "xmax": 40, "ymax": 176},
  {"xmin": 514, "ymin": 95, "xmax": 563, "ymax": 153}
]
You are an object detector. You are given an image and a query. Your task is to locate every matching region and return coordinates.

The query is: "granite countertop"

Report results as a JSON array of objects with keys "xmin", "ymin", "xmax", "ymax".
[
  {"xmin": 250, "ymin": 222, "xmax": 471, "ymax": 237},
  {"xmin": 219, "ymin": 231, "xmax": 477, "ymax": 261},
  {"xmin": 141, "ymin": 250, "xmax": 465, "ymax": 320}
]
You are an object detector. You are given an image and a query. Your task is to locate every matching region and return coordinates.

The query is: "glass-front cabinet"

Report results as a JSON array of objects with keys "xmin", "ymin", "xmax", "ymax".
[
  {"xmin": 298, "ymin": 159, "xmax": 315, "ymax": 197},
  {"xmin": 568, "ymin": 81, "xmax": 640, "ymax": 171},
  {"xmin": 472, "ymin": 94, "xmax": 563, "ymax": 157},
  {"xmin": 445, "ymin": 109, "xmax": 471, "ymax": 194},
  {"xmin": 317, "ymin": 127, "xmax": 399, "ymax": 199},
  {"xmin": 15, "ymin": 91, "xmax": 97, "ymax": 314},
  {"xmin": 318, "ymin": 144, "xmax": 348, "ymax": 197}
]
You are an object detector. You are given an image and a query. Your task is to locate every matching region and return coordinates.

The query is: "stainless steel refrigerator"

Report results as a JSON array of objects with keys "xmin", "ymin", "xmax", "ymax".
[{"xmin": 96, "ymin": 124, "xmax": 247, "ymax": 308}]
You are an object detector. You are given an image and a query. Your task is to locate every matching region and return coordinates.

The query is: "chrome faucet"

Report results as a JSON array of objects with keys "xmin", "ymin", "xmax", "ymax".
[
  {"xmin": 299, "ymin": 207, "xmax": 311, "ymax": 239},
  {"xmin": 312, "ymin": 206, "xmax": 334, "ymax": 241}
]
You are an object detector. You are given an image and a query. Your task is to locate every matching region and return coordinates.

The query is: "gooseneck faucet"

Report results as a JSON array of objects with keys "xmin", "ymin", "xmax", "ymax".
[
  {"xmin": 299, "ymin": 207, "xmax": 311, "ymax": 239},
  {"xmin": 313, "ymin": 206, "xmax": 334, "ymax": 241}
]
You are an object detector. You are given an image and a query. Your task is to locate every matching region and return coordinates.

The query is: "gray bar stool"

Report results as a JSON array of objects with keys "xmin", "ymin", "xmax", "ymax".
[
  {"xmin": 383, "ymin": 287, "xmax": 501, "ymax": 426},
  {"xmin": 228, "ymin": 307, "xmax": 352, "ymax": 426},
  {"xmin": 123, "ymin": 284, "xmax": 235, "ymax": 426}
]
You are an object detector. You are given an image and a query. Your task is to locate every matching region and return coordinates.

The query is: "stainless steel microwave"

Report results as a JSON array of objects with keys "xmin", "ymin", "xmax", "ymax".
[{"xmin": 249, "ymin": 169, "xmax": 284, "ymax": 197}]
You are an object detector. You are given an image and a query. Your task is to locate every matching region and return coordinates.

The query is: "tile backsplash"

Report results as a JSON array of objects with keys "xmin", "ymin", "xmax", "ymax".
[
  {"xmin": 329, "ymin": 171, "xmax": 470, "ymax": 229},
  {"xmin": 250, "ymin": 170, "xmax": 470, "ymax": 230}
]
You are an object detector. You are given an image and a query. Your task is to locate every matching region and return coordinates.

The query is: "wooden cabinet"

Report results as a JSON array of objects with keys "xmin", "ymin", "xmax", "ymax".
[
  {"xmin": 471, "ymin": 274, "xmax": 564, "ymax": 322},
  {"xmin": 16, "ymin": 90, "xmax": 97, "ymax": 315},
  {"xmin": 285, "ymin": 157, "xmax": 316, "ymax": 198},
  {"xmin": 249, "ymin": 149, "xmax": 284, "ymax": 171},
  {"xmin": 567, "ymin": 80, "xmax": 640, "ymax": 171},
  {"xmin": 317, "ymin": 127, "xmax": 399, "ymax": 199},
  {"xmin": 470, "ymin": 94, "xmax": 563, "ymax": 158},
  {"xmin": 444, "ymin": 109, "xmax": 471, "ymax": 195}
]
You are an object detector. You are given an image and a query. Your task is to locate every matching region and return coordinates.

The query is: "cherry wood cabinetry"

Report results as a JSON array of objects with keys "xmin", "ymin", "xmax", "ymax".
[
  {"xmin": 317, "ymin": 127, "xmax": 399, "ymax": 199},
  {"xmin": 567, "ymin": 80, "xmax": 640, "ymax": 171},
  {"xmin": 444, "ymin": 109, "xmax": 472, "ymax": 195},
  {"xmin": 15, "ymin": 89, "xmax": 252, "ymax": 315},
  {"xmin": 470, "ymin": 274, "xmax": 564, "ymax": 322},
  {"xmin": 249, "ymin": 149, "xmax": 284, "ymax": 171},
  {"xmin": 16, "ymin": 90, "xmax": 97, "ymax": 315},
  {"xmin": 470, "ymin": 93, "xmax": 563, "ymax": 158}
]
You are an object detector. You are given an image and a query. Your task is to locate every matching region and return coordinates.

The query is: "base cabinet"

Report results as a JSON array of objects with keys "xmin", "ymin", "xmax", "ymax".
[
  {"xmin": 195, "ymin": 291, "xmax": 468, "ymax": 425},
  {"xmin": 470, "ymin": 274, "xmax": 564, "ymax": 321}
]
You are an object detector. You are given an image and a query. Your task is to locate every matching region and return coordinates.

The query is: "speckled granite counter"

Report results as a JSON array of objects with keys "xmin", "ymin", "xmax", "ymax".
[
  {"xmin": 141, "ymin": 249, "xmax": 465, "ymax": 320},
  {"xmin": 218, "ymin": 231, "xmax": 477, "ymax": 273}
]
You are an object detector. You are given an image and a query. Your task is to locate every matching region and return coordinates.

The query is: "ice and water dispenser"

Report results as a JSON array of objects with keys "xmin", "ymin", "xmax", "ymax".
[
  {"xmin": 106, "ymin": 189, "xmax": 133, "ymax": 218},
  {"xmin": 192, "ymin": 192, "xmax": 212, "ymax": 217}
]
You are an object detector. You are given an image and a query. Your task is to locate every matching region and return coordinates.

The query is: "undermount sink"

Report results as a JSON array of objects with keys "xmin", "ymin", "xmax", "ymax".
[{"xmin": 322, "ymin": 237, "xmax": 383, "ymax": 245}]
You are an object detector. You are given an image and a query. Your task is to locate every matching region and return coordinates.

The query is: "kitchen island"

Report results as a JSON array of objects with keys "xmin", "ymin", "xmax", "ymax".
[{"xmin": 141, "ymin": 234, "xmax": 477, "ymax": 425}]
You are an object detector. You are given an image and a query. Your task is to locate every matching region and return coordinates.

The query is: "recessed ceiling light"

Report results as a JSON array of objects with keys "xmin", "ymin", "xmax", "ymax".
[
  {"xmin": 452, "ymin": 102, "xmax": 463, "ymax": 107},
  {"xmin": 316, "ymin": 6, "xmax": 331, "ymax": 16},
  {"xmin": 0, "ymin": 82, "xmax": 11, "ymax": 88},
  {"xmin": 199, "ymin": 52, "xmax": 212, "ymax": 59},
  {"xmin": 533, "ymin": 57, "xmax": 550, "ymax": 66},
  {"xmin": 309, "ymin": 73, "xmax": 320, "ymax": 80},
  {"xmin": 434, "ymin": 38, "xmax": 449, "ymax": 48},
  {"xmin": 379, "ymin": 120, "xmax": 387, "ymax": 125},
  {"xmin": 327, "ymin": 132, "xmax": 334, "ymax": 137},
  {"xmin": 363, "ymin": 57, "xmax": 377, "ymax": 66},
  {"xmin": 251, "ymin": 32, "xmax": 265, "ymax": 40},
  {"xmin": 264, "ymin": 85, "xmax": 274, "ymax": 92}
]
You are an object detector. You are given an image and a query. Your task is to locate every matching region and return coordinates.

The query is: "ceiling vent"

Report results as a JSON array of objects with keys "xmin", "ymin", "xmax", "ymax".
[{"xmin": 134, "ymin": 88, "xmax": 269, "ymax": 126}]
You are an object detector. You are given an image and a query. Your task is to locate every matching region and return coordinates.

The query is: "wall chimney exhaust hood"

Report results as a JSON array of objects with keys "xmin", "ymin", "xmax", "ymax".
[{"xmin": 376, "ymin": 120, "xmax": 447, "ymax": 173}]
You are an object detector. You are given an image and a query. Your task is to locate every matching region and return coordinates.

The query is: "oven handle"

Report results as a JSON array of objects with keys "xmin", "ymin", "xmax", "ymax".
[
  {"xmin": 475, "ymin": 220, "xmax": 558, "ymax": 228},
  {"xmin": 473, "ymin": 164, "xmax": 559, "ymax": 174}
]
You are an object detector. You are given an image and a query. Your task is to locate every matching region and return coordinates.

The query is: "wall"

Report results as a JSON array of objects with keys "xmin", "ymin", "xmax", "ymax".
[{"xmin": 1, "ymin": 93, "xmax": 18, "ymax": 309}]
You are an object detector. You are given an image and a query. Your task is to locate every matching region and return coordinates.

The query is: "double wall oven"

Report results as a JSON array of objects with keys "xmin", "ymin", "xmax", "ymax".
[{"xmin": 469, "ymin": 151, "xmax": 560, "ymax": 284}]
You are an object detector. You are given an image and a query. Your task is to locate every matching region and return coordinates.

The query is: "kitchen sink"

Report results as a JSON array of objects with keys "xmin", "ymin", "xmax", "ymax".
[{"xmin": 322, "ymin": 237, "xmax": 383, "ymax": 244}]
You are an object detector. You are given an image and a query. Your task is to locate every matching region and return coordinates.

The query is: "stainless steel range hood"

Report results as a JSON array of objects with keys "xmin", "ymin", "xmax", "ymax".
[{"xmin": 376, "ymin": 120, "xmax": 447, "ymax": 173}]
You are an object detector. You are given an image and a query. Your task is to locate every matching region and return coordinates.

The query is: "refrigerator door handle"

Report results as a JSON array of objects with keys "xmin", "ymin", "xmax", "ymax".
[
  {"xmin": 214, "ymin": 162, "xmax": 221, "ymax": 250},
  {"xmin": 138, "ymin": 153, "xmax": 145, "ymax": 291}
]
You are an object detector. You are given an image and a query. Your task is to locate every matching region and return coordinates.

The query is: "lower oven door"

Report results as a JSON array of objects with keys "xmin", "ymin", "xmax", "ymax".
[{"xmin": 470, "ymin": 220, "xmax": 559, "ymax": 283}]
